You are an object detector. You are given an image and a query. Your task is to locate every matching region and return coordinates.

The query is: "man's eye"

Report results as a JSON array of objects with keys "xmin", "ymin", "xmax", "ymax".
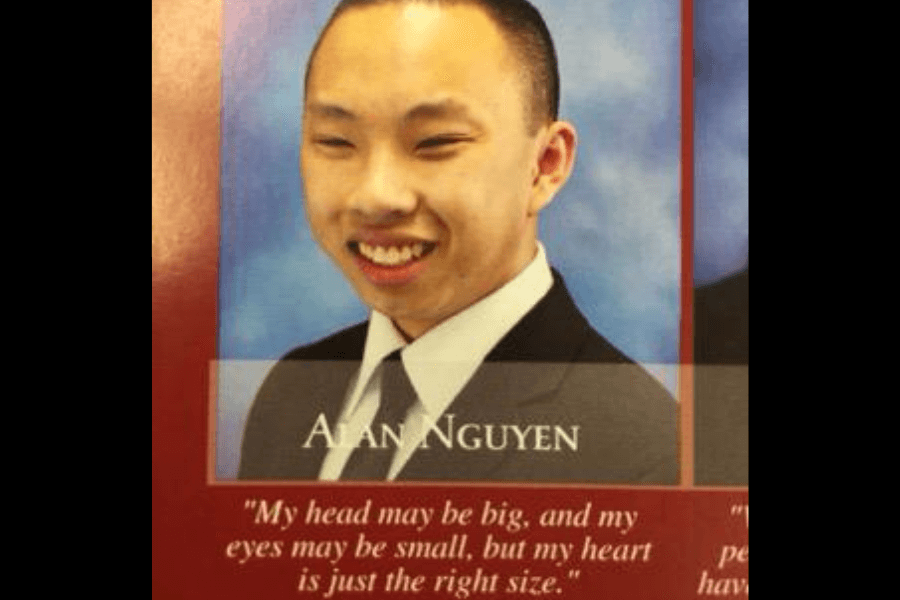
[
  {"xmin": 416, "ymin": 136, "xmax": 468, "ymax": 150},
  {"xmin": 315, "ymin": 137, "xmax": 354, "ymax": 148}
]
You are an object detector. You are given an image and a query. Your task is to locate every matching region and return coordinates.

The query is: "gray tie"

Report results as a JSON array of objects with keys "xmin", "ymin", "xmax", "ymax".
[{"xmin": 340, "ymin": 350, "xmax": 416, "ymax": 480}]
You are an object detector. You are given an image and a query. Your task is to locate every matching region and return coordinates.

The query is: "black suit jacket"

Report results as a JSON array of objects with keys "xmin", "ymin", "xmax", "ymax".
[{"xmin": 239, "ymin": 271, "xmax": 678, "ymax": 484}]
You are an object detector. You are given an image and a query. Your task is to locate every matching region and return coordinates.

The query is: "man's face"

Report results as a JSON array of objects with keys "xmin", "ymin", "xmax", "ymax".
[{"xmin": 302, "ymin": 3, "xmax": 547, "ymax": 338}]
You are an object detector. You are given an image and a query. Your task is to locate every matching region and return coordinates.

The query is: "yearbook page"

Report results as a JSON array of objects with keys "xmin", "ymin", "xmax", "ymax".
[{"xmin": 152, "ymin": 0, "xmax": 748, "ymax": 597}]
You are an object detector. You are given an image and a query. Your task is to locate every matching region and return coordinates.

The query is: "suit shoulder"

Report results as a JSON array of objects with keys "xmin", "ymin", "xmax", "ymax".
[
  {"xmin": 554, "ymin": 357, "xmax": 678, "ymax": 483},
  {"xmin": 490, "ymin": 269, "xmax": 635, "ymax": 364},
  {"xmin": 559, "ymin": 322, "xmax": 678, "ymax": 483},
  {"xmin": 281, "ymin": 322, "xmax": 368, "ymax": 361},
  {"xmin": 575, "ymin": 325, "xmax": 637, "ymax": 364},
  {"xmin": 551, "ymin": 293, "xmax": 638, "ymax": 365},
  {"xmin": 239, "ymin": 324, "xmax": 365, "ymax": 479}
]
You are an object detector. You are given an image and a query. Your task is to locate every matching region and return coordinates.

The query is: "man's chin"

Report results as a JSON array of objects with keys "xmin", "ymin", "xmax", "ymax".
[{"xmin": 360, "ymin": 293, "xmax": 450, "ymax": 339}]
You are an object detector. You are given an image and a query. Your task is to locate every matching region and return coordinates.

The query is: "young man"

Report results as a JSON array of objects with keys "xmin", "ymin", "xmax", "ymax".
[{"xmin": 239, "ymin": 0, "xmax": 677, "ymax": 483}]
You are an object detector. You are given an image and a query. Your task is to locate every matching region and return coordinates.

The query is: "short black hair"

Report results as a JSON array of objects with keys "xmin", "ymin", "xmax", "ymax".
[{"xmin": 304, "ymin": 0, "xmax": 560, "ymax": 133}]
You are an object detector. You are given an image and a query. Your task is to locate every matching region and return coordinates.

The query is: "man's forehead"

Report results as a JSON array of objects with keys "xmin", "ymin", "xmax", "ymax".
[
  {"xmin": 324, "ymin": 2, "xmax": 501, "ymax": 41},
  {"xmin": 307, "ymin": 2, "xmax": 515, "ymax": 88}
]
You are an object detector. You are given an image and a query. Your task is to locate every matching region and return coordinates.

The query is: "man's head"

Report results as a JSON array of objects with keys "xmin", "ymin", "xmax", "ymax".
[
  {"xmin": 301, "ymin": 0, "xmax": 577, "ymax": 339},
  {"xmin": 305, "ymin": 0, "xmax": 560, "ymax": 134}
]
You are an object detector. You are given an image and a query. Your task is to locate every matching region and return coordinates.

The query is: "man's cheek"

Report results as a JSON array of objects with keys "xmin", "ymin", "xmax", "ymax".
[{"xmin": 306, "ymin": 213, "xmax": 332, "ymax": 250}]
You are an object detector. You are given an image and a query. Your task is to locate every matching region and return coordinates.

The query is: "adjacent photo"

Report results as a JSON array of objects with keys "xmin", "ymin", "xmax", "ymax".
[{"xmin": 692, "ymin": 0, "xmax": 748, "ymax": 486}]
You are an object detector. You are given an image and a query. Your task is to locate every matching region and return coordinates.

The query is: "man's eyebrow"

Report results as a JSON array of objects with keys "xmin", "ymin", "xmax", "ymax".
[
  {"xmin": 306, "ymin": 103, "xmax": 357, "ymax": 120},
  {"xmin": 306, "ymin": 99, "xmax": 483, "ymax": 128},
  {"xmin": 403, "ymin": 100, "xmax": 481, "ymax": 125}
]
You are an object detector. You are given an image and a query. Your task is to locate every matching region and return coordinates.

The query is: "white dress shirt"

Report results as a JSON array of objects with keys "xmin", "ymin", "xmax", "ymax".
[{"xmin": 318, "ymin": 242, "xmax": 554, "ymax": 480}]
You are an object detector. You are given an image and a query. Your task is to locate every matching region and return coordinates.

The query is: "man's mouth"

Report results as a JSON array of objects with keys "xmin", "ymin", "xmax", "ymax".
[
  {"xmin": 348, "ymin": 240, "xmax": 437, "ymax": 267},
  {"xmin": 347, "ymin": 239, "xmax": 437, "ymax": 286}
]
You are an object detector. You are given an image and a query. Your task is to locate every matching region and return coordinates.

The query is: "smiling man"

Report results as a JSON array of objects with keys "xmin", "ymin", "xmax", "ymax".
[{"xmin": 238, "ymin": 0, "xmax": 678, "ymax": 483}]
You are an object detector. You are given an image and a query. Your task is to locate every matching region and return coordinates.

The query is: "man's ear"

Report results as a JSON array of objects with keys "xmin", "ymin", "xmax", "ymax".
[{"xmin": 529, "ymin": 121, "xmax": 577, "ymax": 215}]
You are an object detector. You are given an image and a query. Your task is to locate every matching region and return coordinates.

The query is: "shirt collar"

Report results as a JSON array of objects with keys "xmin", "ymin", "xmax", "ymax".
[{"xmin": 352, "ymin": 242, "xmax": 554, "ymax": 419}]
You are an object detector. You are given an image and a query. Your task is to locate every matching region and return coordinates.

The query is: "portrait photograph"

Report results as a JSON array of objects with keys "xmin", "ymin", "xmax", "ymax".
[{"xmin": 214, "ymin": 0, "xmax": 683, "ymax": 484}]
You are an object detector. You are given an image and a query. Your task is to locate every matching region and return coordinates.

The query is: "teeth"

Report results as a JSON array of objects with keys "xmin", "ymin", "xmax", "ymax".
[{"xmin": 358, "ymin": 242, "xmax": 426, "ymax": 266}]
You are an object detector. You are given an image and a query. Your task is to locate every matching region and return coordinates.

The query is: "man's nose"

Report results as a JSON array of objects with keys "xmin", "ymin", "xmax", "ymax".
[{"xmin": 348, "ymin": 149, "xmax": 417, "ymax": 222}]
